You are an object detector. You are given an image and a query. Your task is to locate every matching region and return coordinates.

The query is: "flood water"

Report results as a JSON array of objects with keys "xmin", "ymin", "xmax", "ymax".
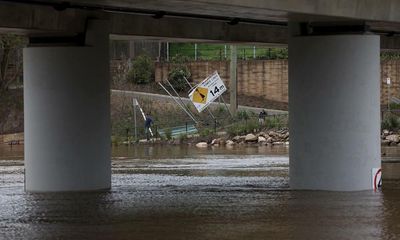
[{"xmin": 0, "ymin": 144, "xmax": 399, "ymax": 240}]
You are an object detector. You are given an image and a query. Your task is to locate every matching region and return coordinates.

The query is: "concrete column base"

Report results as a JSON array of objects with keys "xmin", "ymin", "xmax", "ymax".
[
  {"xmin": 23, "ymin": 20, "xmax": 111, "ymax": 192},
  {"xmin": 289, "ymin": 34, "xmax": 381, "ymax": 191}
]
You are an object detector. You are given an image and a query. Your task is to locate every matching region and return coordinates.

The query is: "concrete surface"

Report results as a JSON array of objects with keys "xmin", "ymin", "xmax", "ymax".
[{"xmin": 289, "ymin": 34, "xmax": 381, "ymax": 191}]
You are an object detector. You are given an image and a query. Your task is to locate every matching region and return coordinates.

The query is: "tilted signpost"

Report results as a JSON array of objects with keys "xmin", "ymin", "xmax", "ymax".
[{"xmin": 189, "ymin": 71, "xmax": 227, "ymax": 112}]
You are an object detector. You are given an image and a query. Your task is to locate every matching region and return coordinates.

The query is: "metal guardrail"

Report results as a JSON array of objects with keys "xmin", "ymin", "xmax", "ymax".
[{"xmin": 158, "ymin": 124, "xmax": 198, "ymax": 138}]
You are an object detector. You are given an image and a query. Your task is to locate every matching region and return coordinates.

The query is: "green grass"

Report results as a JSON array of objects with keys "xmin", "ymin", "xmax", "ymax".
[{"xmin": 169, "ymin": 43, "xmax": 288, "ymax": 61}]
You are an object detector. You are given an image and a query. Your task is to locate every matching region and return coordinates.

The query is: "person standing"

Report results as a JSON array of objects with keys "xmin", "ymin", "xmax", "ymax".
[
  {"xmin": 144, "ymin": 114, "xmax": 153, "ymax": 140},
  {"xmin": 258, "ymin": 109, "xmax": 266, "ymax": 126}
]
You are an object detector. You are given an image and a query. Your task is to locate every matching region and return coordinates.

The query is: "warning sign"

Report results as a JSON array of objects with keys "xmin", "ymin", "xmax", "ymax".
[
  {"xmin": 189, "ymin": 71, "xmax": 226, "ymax": 112},
  {"xmin": 192, "ymin": 87, "xmax": 208, "ymax": 104}
]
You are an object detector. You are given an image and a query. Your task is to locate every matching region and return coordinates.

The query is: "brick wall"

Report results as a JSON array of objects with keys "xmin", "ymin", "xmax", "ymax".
[
  {"xmin": 155, "ymin": 60, "xmax": 288, "ymax": 103},
  {"xmin": 381, "ymin": 60, "xmax": 400, "ymax": 106},
  {"xmin": 145, "ymin": 59, "xmax": 400, "ymax": 105}
]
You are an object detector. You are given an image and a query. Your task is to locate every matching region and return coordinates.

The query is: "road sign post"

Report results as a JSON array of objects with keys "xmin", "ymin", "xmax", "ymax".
[{"xmin": 189, "ymin": 71, "xmax": 227, "ymax": 113}]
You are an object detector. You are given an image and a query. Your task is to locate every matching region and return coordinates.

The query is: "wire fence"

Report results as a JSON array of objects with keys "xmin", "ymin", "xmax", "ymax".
[{"xmin": 110, "ymin": 40, "xmax": 288, "ymax": 61}]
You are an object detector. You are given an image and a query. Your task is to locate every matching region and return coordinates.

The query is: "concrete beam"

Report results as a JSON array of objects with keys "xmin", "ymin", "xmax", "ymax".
[
  {"xmin": 0, "ymin": 2, "xmax": 89, "ymax": 35},
  {"xmin": 110, "ymin": 14, "xmax": 288, "ymax": 44},
  {"xmin": 0, "ymin": 2, "xmax": 287, "ymax": 45},
  {"xmin": 1, "ymin": 2, "xmax": 400, "ymax": 49},
  {"xmin": 66, "ymin": 0, "xmax": 400, "ymax": 23}
]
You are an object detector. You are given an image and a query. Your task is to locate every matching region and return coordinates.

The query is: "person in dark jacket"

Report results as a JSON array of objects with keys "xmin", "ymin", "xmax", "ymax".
[
  {"xmin": 145, "ymin": 114, "xmax": 153, "ymax": 140},
  {"xmin": 258, "ymin": 110, "xmax": 266, "ymax": 126}
]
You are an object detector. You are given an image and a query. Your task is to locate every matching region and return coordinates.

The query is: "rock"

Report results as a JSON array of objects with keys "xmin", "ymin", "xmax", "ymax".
[
  {"xmin": 386, "ymin": 134, "xmax": 400, "ymax": 143},
  {"xmin": 226, "ymin": 140, "xmax": 235, "ymax": 146},
  {"xmin": 258, "ymin": 136, "xmax": 267, "ymax": 142},
  {"xmin": 245, "ymin": 133, "xmax": 258, "ymax": 142},
  {"xmin": 258, "ymin": 131, "xmax": 267, "ymax": 137},
  {"xmin": 273, "ymin": 141, "xmax": 284, "ymax": 145},
  {"xmin": 266, "ymin": 137, "xmax": 273, "ymax": 143},
  {"xmin": 211, "ymin": 138, "xmax": 218, "ymax": 145},
  {"xmin": 139, "ymin": 139, "xmax": 148, "ymax": 143},
  {"xmin": 196, "ymin": 142, "xmax": 208, "ymax": 148},
  {"xmin": 232, "ymin": 136, "xmax": 241, "ymax": 142},
  {"xmin": 268, "ymin": 131, "xmax": 279, "ymax": 137},
  {"xmin": 383, "ymin": 129, "xmax": 389, "ymax": 136},
  {"xmin": 381, "ymin": 140, "xmax": 391, "ymax": 146},
  {"xmin": 285, "ymin": 141, "xmax": 290, "ymax": 145},
  {"xmin": 283, "ymin": 132, "xmax": 290, "ymax": 139}
]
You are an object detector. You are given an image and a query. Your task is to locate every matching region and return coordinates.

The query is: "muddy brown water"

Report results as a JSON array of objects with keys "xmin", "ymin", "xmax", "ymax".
[{"xmin": 0, "ymin": 144, "xmax": 399, "ymax": 240}]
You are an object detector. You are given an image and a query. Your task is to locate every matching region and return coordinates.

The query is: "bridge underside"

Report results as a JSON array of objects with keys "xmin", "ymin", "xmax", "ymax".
[{"xmin": 2, "ymin": 0, "xmax": 393, "ymax": 191}]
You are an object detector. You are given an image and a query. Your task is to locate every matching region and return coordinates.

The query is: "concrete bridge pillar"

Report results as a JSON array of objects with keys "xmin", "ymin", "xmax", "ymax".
[
  {"xmin": 23, "ymin": 20, "xmax": 111, "ymax": 192},
  {"xmin": 289, "ymin": 34, "xmax": 381, "ymax": 191}
]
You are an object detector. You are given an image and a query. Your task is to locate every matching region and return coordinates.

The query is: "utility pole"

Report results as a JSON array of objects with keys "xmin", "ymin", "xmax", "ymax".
[
  {"xmin": 230, "ymin": 45, "xmax": 238, "ymax": 115},
  {"xmin": 194, "ymin": 43, "xmax": 198, "ymax": 61},
  {"xmin": 387, "ymin": 77, "xmax": 391, "ymax": 112},
  {"xmin": 166, "ymin": 42, "xmax": 169, "ymax": 62}
]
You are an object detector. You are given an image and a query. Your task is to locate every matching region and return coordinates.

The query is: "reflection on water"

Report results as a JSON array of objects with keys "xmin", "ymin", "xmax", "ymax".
[{"xmin": 0, "ymin": 144, "xmax": 399, "ymax": 240}]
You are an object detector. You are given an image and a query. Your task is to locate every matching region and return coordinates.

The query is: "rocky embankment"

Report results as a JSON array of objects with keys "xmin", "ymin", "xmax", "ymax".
[
  {"xmin": 196, "ymin": 129, "xmax": 290, "ymax": 148},
  {"xmin": 381, "ymin": 129, "xmax": 400, "ymax": 146},
  {"xmin": 196, "ymin": 128, "xmax": 400, "ymax": 148}
]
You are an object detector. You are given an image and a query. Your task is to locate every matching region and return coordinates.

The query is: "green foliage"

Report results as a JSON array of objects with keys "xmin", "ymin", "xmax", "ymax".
[
  {"xmin": 199, "ymin": 128, "xmax": 213, "ymax": 137},
  {"xmin": 127, "ymin": 55, "xmax": 154, "ymax": 84},
  {"xmin": 381, "ymin": 52, "xmax": 400, "ymax": 61},
  {"xmin": 169, "ymin": 43, "xmax": 289, "ymax": 60},
  {"xmin": 168, "ymin": 55, "xmax": 191, "ymax": 91},
  {"xmin": 111, "ymin": 136, "xmax": 122, "ymax": 145},
  {"xmin": 265, "ymin": 115, "xmax": 288, "ymax": 129},
  {"xmin": 178, "ymin": 133, "xmax": 188, "ymax": 143},
  {"xmin": 236, "ymin": 110, "xmax": 250, "ymax": 121},
  {"xmin": 382, "ymin": 114, "xmax": 400, "ymax": 131},
  {"xmin": 227, "ymin": 120, "xmax": 258, "ymax": 136},
  {"xmin": 165, "ymin": 128, "xmax": 172, "ymax": 140},
  {"xmin": 0, "ymin": 34, "xmax": 26, "ymax": 93},
  {"xmin": 389, "ymin": 102, "xmax": 400, "ymax": 110}
]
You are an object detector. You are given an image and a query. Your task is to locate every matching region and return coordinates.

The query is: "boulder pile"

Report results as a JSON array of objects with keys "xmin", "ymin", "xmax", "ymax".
[
  {"xmin": 382, "ymin": 129, "xmax": 400, "ymax": 146},
  {"xmin": 196, "ymin": 129, "xmax": 290, "ymax": 148}
]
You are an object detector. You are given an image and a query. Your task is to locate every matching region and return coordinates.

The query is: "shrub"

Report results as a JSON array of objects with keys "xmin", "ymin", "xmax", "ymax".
[
  {"xmin": 199, "ymin": 128, "xmax": 213, "ymax": 137},
  {"xmin": 127, "ymin": 55, "xmax": 154, "ymax": 84},
  {"xmin": 227, "ymin": 120, "xmax": 258, "ymax": 136},
  {"xmin": 236, "ymin": 110, "xmax": 249, "ymax": 121},
  {"xmin": 165, "ymin": 128, "xmax": 172, "ymax": 140},
  {"xmin": 178, "ymin": 134, "xmax": 188, "ymax": 143},
  {"xmin": 382, "ymin": 114, "xmax": 400, "ymax": 131},
  {"xmin": 168, "ymin": 55, "xmax": 191, "ymax": 91}
]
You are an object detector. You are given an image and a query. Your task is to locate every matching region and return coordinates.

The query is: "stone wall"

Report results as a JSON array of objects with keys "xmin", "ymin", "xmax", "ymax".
[{"xmin": 155, "ymin": 60, "xmax": 288, "ymax": 103}]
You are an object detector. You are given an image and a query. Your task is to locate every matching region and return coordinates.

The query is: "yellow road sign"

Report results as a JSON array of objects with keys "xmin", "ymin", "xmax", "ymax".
[
  {"xmin": 192, "ymin": 87, "xmax": 208, "ymax": 103},
  {"xmin": 189, "ymin": 71, "xmax": 226, "ymax": 112}
]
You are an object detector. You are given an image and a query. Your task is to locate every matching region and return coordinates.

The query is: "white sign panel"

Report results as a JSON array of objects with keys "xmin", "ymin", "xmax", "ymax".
[
  {"xmin": 372, "ymin": 168, "xmax": 382, "ymax": 191},
  {"xmin": 189, "ymin": 71, "xmax": 226, "ymax": 112},
  {"xmin": 387, "ymin": 78, "xmax": 391, "ymax": 85}
]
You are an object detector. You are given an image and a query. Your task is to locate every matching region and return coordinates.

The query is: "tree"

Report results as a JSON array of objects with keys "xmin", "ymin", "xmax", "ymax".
[
  {"xmin": 0, "ymin": 34, "xmax": 26, "ymax": 94},
  {"xmin": 168, "ymin": 54, "xmax": 191, "ymax": 91},
  {"xmin": 127, "ymin": 55, "xmax": 154, "ymax": 84}
]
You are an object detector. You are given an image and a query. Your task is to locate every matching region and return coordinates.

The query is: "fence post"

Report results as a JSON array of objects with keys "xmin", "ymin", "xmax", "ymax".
[{"xmin": 194, "ymin": 43, "xmax": 198, "ymax": 61}]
